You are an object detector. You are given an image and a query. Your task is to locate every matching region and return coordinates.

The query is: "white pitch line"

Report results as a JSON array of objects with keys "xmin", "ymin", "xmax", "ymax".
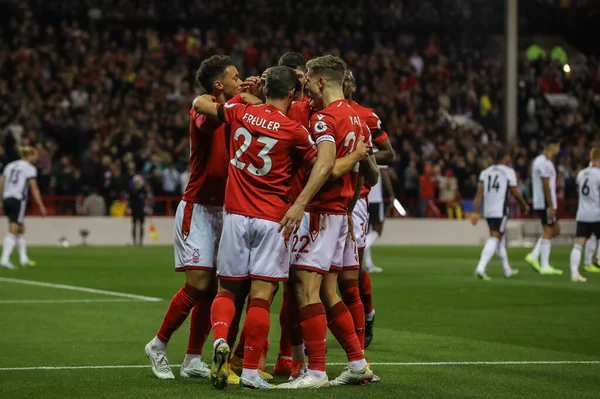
[
  {"xmin": 0, "ymin": 277, "xmax": 162, "ymax": 302},
  {"xmin": 0, "ymin": 299, "xmax": 147, "ymax": 304},
  {"xmin": 1, "ymin": 361, "xmax": 599, "ymax": 371}
]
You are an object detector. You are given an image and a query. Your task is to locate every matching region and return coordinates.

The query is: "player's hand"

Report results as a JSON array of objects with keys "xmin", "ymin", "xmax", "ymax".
[
  {"xmin": 385, "ymin": 197, "xmax": 395, "ymax": 216},
  {"xmin": 279, "ymin": 202, "xmax": 305, "ymax": 237},
  {"xmin": 260, "ymin": 68, "xmax": 270, "ymax": 85},
  {"xmin": 470, "ymin": 213, "xmax": 479, "ymax": 226},
  {"xmin": 523, "ymin": 204, "xmax": 530, "ymax": 215},
  {"xmin": 39, "ymin": 205, "xmax": 47, "ymax": 217},
  {"xmin": 353, "ymin": 138, "xmax": 369, "ymax": 161},
  {"xmin": 548, "ymin": 207, "xmax": 556, "ymax": 219},
  {"xmin": 240, "ymin": 76, "xmax": 261, "ymax": 93},
  {"xmin": 347, "ymin": 213, "xmax": 356, "ymax": 241}
]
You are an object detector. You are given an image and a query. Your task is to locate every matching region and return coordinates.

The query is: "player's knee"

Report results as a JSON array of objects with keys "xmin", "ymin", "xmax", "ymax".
[
  {"xmin": 292, "ymin": 270, "xmax": 322, "ymax": 307},
  {"xmin": 554, "ymin": 223, "xmax": 561, "ymax": 237},
  {"xmin": 249, "ymin": 279, "xmax": 278, "ymax": 302},
  {"xmin": 319, "ymin": 273, "xmax": 340, "ymax": 309},
  {"xmin": 9, "ymin": 223, "xmax": 20, "ymax": 235},
  {"xmin": 185, "ymin": 269, "xmax": 213, "ymax": 292}
]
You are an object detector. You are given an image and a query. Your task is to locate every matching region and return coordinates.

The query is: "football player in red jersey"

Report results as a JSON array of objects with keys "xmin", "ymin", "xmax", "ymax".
[
  {"xmin": 278, "ymin": 55, "xmax": 374, "ymax": 389},
  {"xmin": 193, "ymin": 66, "xmax": 333, "ymax": 389},
  {"xmin": 144, "ymin": 55, "xmax": 259, "ymax": 381},
  {"xmin": 345, "ymin": 71, "xmax": 396, "ymax": 350}
]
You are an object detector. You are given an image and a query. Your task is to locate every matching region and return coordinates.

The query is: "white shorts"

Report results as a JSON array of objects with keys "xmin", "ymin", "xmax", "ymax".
[
  {"xmin": 339, "ymin": 235, "xmax": 360, "ymax": 271},
  {"xmin": 174, "ymin": 201, "xmax": 223, "ymax": 271},
  {"xmin": 290, "ymin": 212, "xmax": 347, "ymax": 274},
  {"xmin": 352, "ymin": 197, "xmax": 369, "ymax": 250},
  {"xmin": 217, "ymin": 212, "xmax": 289, "ymax": 281}
]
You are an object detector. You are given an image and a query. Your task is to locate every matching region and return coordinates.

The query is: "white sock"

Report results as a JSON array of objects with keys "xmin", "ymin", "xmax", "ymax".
[
  {"xmin": 241, "ymin": 368, "xmax": 258, "ymax": 379},
  {"xmin": 292, "ymin": 344, "xmax": 306, "ymax": 362},
  {"xmin": 596, "ymin": 238, "xmax": 600, "ymax": 263},
  {"xmin": 540, "ymin": 239, "xmax": 552, "ymax": 269},
  {"xmin": 584, "ymin": 238, "xmax": 596, "ymax": 265},
  {"xmin": 496, "ymin": 236, "xmax": 512, "ymax": 275},
  {"xmin": 476, "ymin": 237, "xmax": 499, "ymax": 274},
  {"xmin": 348, "ymin": 359, "xmax": 367, "ymax": 370},
  {"xmin": 16, "ymin": 235, "xmax": 29, "ymax": 265},
  {"xmin": 570, "ymin": 244, "xmax": 582, "ymax": 277},
  {"xmin": 1, "ymin": 233, "xmax": 16, "ymax": 264},
  {"xmin": 366, "ymin": 309, "xmax": 375, "ymax": 322},
  {"xmin": 307, "ymin": 369, "xmax": 326, "ymax": 380},
  {"xmin": 151, "ymin": 336, "xmax": 167, "ymax": 352},
  {"xmin": 365, "ymin": 231, "xmax": 380, "ymax": 249},
  {"xmin": 530, "ymin": 237, "xmax": 543, "ymax": 259},
  {"xmin": 183, "ymin": 354, "xmax": 200, "ymax": 367}
]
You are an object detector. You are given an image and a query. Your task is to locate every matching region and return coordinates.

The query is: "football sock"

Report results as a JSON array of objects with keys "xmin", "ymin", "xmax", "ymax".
[
  {"xmin": 540, "ymin": 239, "xmax": 552, "ymax": 269},
  {"xmin": 596, "ymin": 238, "xmax": 600, "ymax": 262},
  {"xmin": 365, "ymin": 231, "xmax": 380, "ymax": 249},
  {"xmin": 241, "ymin": 298, "xmax": 271, "ymax": 376},
  {"xmin": 339, "ymin": 279, "xmax": 365, "ymax": 349},
  {"xmin": 530, "ymin": 237, "xmax": 543, "ymax": 259},
  {"xmin": 1, "ymin": 233, "xmax": 16, "ymax": 264},
  {"xmin": 496, "ymin": 236, "xmax": 512, "ymax": 275},
  {"xmin": 584, "ymin": 238, "xmax": 596, "ymax": 265},
  {"xmin": 157, "ymin": 283, "xmax": 202, "ymax": 343},
  {"xmin": 326, "ymin": 300, "xmax": 366, "ymax": 368},
  {"xmin": 359, "ymin": 268, "xmax": 374, "ymax": 315},
  {"xmin": 299, "ymin": 303, "xmax": 327, "ymax": 379},
  {"xmin": 16, "ymin": 235, "xmax": 29, "ymax": 264},
  {"xmin": 476, "ymin": 237, "xmax": 498, "ymax": 274},
  {"xmin": 278, "ymin": 287, "xmax": 293, "ymax": 358},
  {"xmin": 211, "ymin": 291, "xmax": 236, "ymax": 342},
  {"xmin": 570, "ymin": 244, "xmax": 582, "ymax": 277},
  {"xmin": 227, "ymin": 297, "xmax": 245, "ymax": 352},
  {"xmin": 186, "ymin": 294, "xmax": 214, "ymax": 355}
]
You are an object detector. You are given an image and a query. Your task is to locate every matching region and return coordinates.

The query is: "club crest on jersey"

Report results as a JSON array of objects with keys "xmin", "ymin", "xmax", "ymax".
[
  {"xmin": 224, "ymin": 103, "xmax": 237, "ymax": 108},
  {"xmin": 314, "ymin": 121, "xmax": 327, "ymax": 134},
  {"xmin": 192, "ymin": 248, "xmax": 200, "ymax": 264},
  {"xmin": 316, "ymin": 114, "xmax": 325, "ymax": 121}
]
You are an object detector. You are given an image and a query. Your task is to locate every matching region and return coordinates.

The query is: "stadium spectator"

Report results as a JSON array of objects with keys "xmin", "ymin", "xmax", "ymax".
[{"xmin": 80, "ymin": 188, "xmax": 107, "ymax": 216}]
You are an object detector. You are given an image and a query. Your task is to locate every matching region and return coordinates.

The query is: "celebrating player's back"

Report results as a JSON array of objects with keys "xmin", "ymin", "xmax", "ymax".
[{"xmin": 193, "ymin": 66, "xmax": 317, "ymax": 390}]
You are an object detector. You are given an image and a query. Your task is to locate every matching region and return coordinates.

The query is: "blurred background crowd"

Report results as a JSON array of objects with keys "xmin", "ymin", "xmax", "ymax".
[{"xmin": 1, "ymin": 0, "xmax": 599, "ymax": 217}]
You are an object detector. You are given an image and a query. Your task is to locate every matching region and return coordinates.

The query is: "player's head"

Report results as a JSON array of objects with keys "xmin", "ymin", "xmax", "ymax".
[
  {"xmin": 19, "ymin": 146, "xmax": 38, "ymax": 163},
  {"xmin": 343, "ymin": 69, "xmax": 356, "ymax": 100},
  {"xmin": 305, "ymin": 55, "xmax": 347, "ymax": 108},
  {"xmin": 494, "ymin": 148, "xmax": 510, "ymax": 164},
  {"xmin": 195, "ymin": 55, "xmax": 241, "ymax": 100},
  {"xmin": 264, "ymin": 66, "xmax": 299, "ymax": 105},
  {"xmin": 590, "ymin": 147, "xmax": 600, "ymax": 167},
  {"xmin": 543, "ymin": 139, "xmax": 560, "ymax": 159},
  {"xmin": 278, "ymin": 52, "xmax": 307, "ymax": 87}
]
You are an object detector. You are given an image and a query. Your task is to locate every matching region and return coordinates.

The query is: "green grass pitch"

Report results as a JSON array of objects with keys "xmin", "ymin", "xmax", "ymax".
[{"xmin": 0, "ymin": 245, "xmax": 599, "ymax": 398}]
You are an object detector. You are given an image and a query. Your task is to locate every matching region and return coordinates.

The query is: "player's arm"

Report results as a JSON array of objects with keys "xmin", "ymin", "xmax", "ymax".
[
  {"xmin": 541, "ymin": 177, "xmax": 554, "ymax": 216},
  {"xmin": 239, "ymin": 92, "xmax": 263, "ymax": 105},
  {"xmin": 470, "ymin": 182, "xmax": 484, "ymax": 226},
  {"xmin": 279, "ymin": 141, "xmax": 335, "ymax": 234},
  {"xmin": 329, "ymin": 139, "xmax": 368, "ymax": 180},
  {"xmin": 510, "ymin": 186, "xmax": 530, "ymax": 214},
  {"xmin": 28, "ymin": 179, "xmax": 46, "ymax": 217},
  {"xmin": 374, "ymin": 137, "xmax": 397, "ymax": 164},
  {"xmin": 360, "ymin": 154, "xmax": 379, "ymax": 187},
  {"xmin": 380, "ymin": 167, "xmax": 395, "ymax": 201},
  {"xmin": 192, "ymin": 95, "xmax": 219, "ymax": 119}
]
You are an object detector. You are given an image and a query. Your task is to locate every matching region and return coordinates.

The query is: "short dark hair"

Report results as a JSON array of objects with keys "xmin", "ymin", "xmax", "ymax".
[
  {"xmin": 278, "ymin": 52, "xmax": 307, "ymax": 71},
  {"xmin": 544, "ymin": 138, "xmax": 559, "ymax": 149},
  {"xmin": 265, "ymin": 66, "xmax": 298, "ymax": 100},
  {"xmin": 495, "ymin": 148, "xmax": 508, "ymax": 163},
  {"xmin": 195, "ymin": 55, "xmax": 233, "ymax": 92}
]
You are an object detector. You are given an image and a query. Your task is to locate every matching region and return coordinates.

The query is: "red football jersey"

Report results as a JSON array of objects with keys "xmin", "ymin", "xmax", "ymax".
[
  {"xmin": 287, "ymin": 101, "xmax": 311, "ymax": 129},
  {"xmin": 349, "ymin": 100, "xmax": 388, "ymax": 145},
  {"xmin": 218, "ymin": 102, "xmax": 317, "ymax": 222},
  {"xmin": 306, "ymin": 99, "xmax": 364, "ymax": 214},
  {"xmin": 183, "ymin": 94, "xmax": 243, "ymax": 206}
]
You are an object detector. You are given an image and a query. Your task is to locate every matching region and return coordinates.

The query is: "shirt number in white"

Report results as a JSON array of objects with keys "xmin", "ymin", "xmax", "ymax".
[{"xmin": 230, "ymin": 127, "xmax": 278, "ymax": 176}]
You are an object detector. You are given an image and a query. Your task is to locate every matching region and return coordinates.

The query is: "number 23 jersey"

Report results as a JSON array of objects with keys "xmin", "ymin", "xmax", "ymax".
[
  {"xmin": 217, "ymin": 102, "xmax": 317, "ymax": 223},
  {"xmin": 478, "ymin": 164, "xmax": 518, "ymax": 218}
]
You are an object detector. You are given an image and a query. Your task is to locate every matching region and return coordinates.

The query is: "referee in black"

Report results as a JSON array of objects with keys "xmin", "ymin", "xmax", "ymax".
[{"xmin": 128, "ymin": 175, "xmax": 151, "ymax": 247}]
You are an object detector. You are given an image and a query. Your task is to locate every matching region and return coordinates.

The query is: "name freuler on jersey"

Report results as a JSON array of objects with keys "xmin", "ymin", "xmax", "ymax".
[{"xmin": 242, "ymin": 113, "xmax": 281, "ymax": 131}]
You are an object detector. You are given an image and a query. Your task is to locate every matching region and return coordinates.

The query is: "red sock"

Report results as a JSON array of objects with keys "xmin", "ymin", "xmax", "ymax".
[
  {"xmin": 211, "ymin": 291, "xmax": 236, "ymax": 342},
  {"xmin": 359, "ymin": 269, "xmax": 374, "ymax": 314},
  {"xmin": 157, "ymin": 284, "xmax": 202, "ymax": 343},
  {"xmin": 339, "ymin": 279, "xmax": 365, "ymax": 349},
  {"xmin": 186, "ymin": 294, "xmax": 214, "ymax": 355},
  {"xmin": 233, "ymin": 299, "xmax": 249, "ymax": 358},
  {"xmin": 299, "ymin": 303, "xmax": 327, "ymax": 372},
  {"xmin": 278, "ymin": 287, "xmax": 293, "ymax": 358},
  {"xmin": 327, "ymin": 301, "xmax": 364, "ymax": 362},
  {"xmin": 242, "ymin": 298, "xmax": 271, "ymax": 370}
]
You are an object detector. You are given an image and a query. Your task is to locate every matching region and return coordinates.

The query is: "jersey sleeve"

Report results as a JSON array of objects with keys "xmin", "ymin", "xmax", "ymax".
[
  {"xmin": 507, "ymin": 168, "xmax": 518, "ymax": 187},
  {"xmin": 539, "ymin": 161, "xmax": 554, "ymax": 178},
  {"xmin": 367, "ymin": 112, "xmax": 388, "ymax": 145},
  {"xmin": 27, "ymin": 164, "xmax": 37, "ymax": 179},
  {"xmin": 217, "ymin": 102, "xmax": 245, "ymax": 124},
  {"xmin": 293, "ymin": 125, "xmax": 317, "ymax": 163},
  {"xmin": 310, "ymin": 113, "xmax": 336, "ymax": 146}
]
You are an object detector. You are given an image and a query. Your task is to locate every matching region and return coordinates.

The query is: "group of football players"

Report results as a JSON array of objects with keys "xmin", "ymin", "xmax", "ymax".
[{"xmin": 144, "ymin": 52, "xmax": 395, "ymax": 390}]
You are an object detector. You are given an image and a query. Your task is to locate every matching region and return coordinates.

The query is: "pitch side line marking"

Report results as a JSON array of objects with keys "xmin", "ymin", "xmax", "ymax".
[
  {"xmin": 0, "ymin": 299, "xmax": 148, "ymax": 304},
  {"xmin": 1, "ymin": 361, "xmax": 599, "ymax": 371},
  {"xmin": 0, "ymin": 277, "xmax": 162, "ymax": 302}
]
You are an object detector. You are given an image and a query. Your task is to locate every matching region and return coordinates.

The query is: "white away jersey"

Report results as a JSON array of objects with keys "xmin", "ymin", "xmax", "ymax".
[
  {"xmin": 367, "ymin": 165, "xmax": 387, "ymax": 203},
  {"xmin": 2, "ymin": 160, "xmax": 37, "ymax": 200},
  {"xmin": 576, "ymin": 166, "xmax": 600, "ymax": 222},
  {"xmin": 531, "ymin": 154, "xmax": 557, "ymax": 210},
  {"xmin": 478, "ymin": 164, "xmax": 517, "ymax": 218}
]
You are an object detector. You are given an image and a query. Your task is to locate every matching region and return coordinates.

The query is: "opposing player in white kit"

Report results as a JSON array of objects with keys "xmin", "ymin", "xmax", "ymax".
[
  {"xmin": 0, "ymin": 146, "xmax": 46, "ymax": 269},
  {"xmin": 471, "ymin": 149, "xmax": 529, "ymax": 280},
  {"xmin": 581, "ymin": 161, "xmax": 600, "ymax": 274},
  {"xmin": 568, "ymin": 148, "xmax": 600, "ymax": 282},
  {"xmin": 525, "ymin": 141, "xmax": 564, "ymax": 275}
]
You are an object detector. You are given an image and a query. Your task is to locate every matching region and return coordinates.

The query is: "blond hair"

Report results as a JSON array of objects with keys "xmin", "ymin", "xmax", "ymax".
[
  {"xmin": 590, "ymin": 147, "xmax": 600, "ymax": 162},
  {"xmin": 19, "ymin": 146, "xmax": 37, "ymax": 158},
  {"xmin": 306, "ymin": 55, "xmax": 347, "ymax": 85}
]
